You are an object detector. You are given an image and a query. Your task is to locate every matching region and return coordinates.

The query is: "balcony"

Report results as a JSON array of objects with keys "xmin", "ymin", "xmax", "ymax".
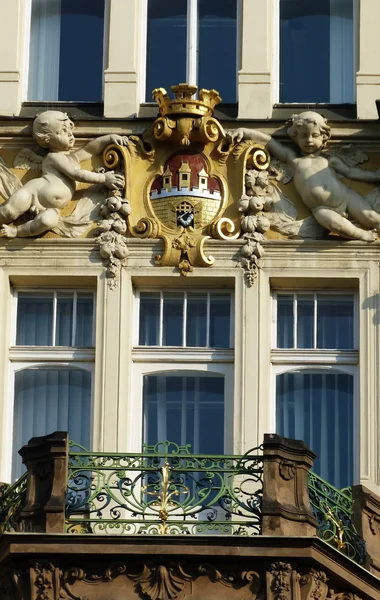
[{"xmin": 1, "ymin": 433, "xmax": 380, "ymax": 600}]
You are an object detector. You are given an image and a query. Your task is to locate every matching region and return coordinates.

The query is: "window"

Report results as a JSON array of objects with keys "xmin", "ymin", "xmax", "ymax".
[
  {"xmin": 280, "ymin": 0, "xmax": 354, "ymax": 103},
  {"xmin": 272, "ymin": 292, "xmax": 358, "ymax": 489},
  {"xmin": 132, "ymin": 290, "xmax": 234, "ymax": 454},
  {"xmin": 27, "ymin": 0, "xmax": 105, "ymax": 101},
  {"xmin": 145, "ymin": 0, "xmax": 238, "ymax": 103},
  {"xmin": 10, "ymin": 290, "xmax": 95, "ymax": 478}
]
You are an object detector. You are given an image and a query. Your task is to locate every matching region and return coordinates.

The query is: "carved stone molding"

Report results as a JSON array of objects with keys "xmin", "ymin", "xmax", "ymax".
[
  {"xmin": 129, "ymin": 563, "xmax": 192, "ymax": 600},
  {"xmin": 279, "ymin": 460, "xmax": 296, "ymax": 481},
  {"xmin": 299, "ymin": 569, "xmax": 328, "ymax": 600},
  {"xmin": 31, "ymin": 562, "xmax": 60, "ymax": 600},
  {"xmin": 268, "ymin": 562, "xmax": 293, "ymax": 600}
]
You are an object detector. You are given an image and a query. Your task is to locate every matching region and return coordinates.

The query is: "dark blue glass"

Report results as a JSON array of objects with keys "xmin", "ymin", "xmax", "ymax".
[
  {"xmin": 297, "ymin": 295, "xmax": 314, "ymax": 348},
  {"xmin": 276, "ymin": 371, "xmax": 354, "ymax": 488},
  {"xmin": 280, "ymin": 0, "xmax": 353, "ymax": 103},
  {"xmin": 187, "ymin": 294, "xmax": 207, "ymax": 347},
  {"xmin": 16, "ymin": 293, "xmax": 53, "ymax": 346},
  {"xmin": 139, "ymin": 293, "xmax": 160, "ymax": 345},
  {"xmin": 277, "ymin": 295, "xmax": 294, "ymax": 348},
  {"xmin": 146, "ymin": 0, "xmax": 187, "ymax": 100},
  {"xmin": 163, "ymin": 293, "xmax": 183, "ymax": 346},
  {"xmin": 209, "ymin": 294, "xmax": 231, "ymax": 348},
  {"xmin": 59, "ymin": 0, "xmax": 105, "ymax": 100},
  {"xmin": 317, "ymin": 294, "xmax": 354, "ymax": 349},
  {"xmin": 198, "ymin": 0, "xmax": 237, "ymax": 103}
]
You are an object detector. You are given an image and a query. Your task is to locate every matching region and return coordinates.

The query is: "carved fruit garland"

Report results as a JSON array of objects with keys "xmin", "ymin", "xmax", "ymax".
[
  {"xmin": 237, "ymin": 162, "xmax": 272, "ymax": 286},
  {"xmin": 95, "ymin": 174, "xmax": 131, "ymax": 288}
]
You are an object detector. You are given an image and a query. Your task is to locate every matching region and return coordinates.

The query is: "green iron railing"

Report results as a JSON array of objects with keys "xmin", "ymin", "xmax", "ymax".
[
  {"xmin": 65, "ymin": 440, "xmax": 264, "ymax": 535},
  {"xmin": 0, "ymin": 473, "xmax": 27, "ymax": 535},
  {"xmin": 308, "ymin": 471, "xmax": 366, "ymax": 565}
]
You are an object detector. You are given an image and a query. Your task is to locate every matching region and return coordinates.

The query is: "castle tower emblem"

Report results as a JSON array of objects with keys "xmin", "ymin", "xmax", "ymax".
[{"xmin": 150, "ymin": 153, "xmax": 222, "ymax": 230}]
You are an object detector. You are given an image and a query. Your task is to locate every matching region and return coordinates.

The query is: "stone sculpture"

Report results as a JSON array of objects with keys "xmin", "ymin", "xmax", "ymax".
[
  {"xmin": 0, "ymin": 110, "xmax": 128, "ymax": 238},
  {"xmin": 229, "ymin": 111, "xmax": 380, "ymax": 242}
]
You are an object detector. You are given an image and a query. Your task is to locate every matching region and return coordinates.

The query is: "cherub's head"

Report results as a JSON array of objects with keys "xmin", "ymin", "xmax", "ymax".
[
  {"xmin": 33, "ymin": 110, "xmax": 75, "ymax": 151},
  {"xmin": 287, "ymin": 111, "xmax": 331, "ymax": 155}
]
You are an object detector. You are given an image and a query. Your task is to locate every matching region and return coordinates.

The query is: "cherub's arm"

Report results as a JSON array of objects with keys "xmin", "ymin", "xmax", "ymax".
[
  {"xmin": 228, "ymin": 128, "xmax": 296, "ymax": 164},
  {"xmin": 74, "ymin": 134, "xmax": 129, "ymax": 162},
  {"xmin": 329, "ymin": 155, "xmax": 380, "ymax": 183},
  {"xmin": 49, "ymin": 153, "xmax": 124, "ymax": 189}
]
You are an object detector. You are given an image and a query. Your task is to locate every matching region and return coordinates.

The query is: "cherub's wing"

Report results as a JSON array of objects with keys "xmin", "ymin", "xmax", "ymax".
[
  {"xmin": 265, "ymin": 186, "xmax": 325, "ymax": 239},
  {"xmin": 0, "ymin": 156, "xmax": 23, "ymax": 200},
  {"xmin": 13, "ymin": 148, "xmax": 43, "ymax": 172},
  {"xmin": 269, "ymin": 158, "xmax": 293, "ymax": 184},
  {"xmin": 327, "ymin": 144, "xmax": 368, "ymax": 167}
]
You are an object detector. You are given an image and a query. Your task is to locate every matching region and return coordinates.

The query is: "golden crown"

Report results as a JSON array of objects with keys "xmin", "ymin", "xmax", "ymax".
[{"xmin": 152, "ymin": 83, "xmax": 221, "ymax": 118}]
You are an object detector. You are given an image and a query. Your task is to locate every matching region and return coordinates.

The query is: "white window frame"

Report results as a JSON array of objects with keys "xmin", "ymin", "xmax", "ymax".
[
  {"xmin": 22, "ymin": 0, "xmax": 110, "ymax": 102},
  {"xmin": 140, "ymin": 0, "xmax": 242, "ymax": 103},
  {"xmin": 2, "ymin": 287, "xmax": 96, "ymax": 482},
  {"xmin": 129, "ymin": 287, "xmax": 235, "ymax": 454},
  {"xmin": 134, "ymin": 289, "xmax": 235, "ymax": 348},
  {"xmin": 274, "ymin": 0, "xmax": 358, "ymax": 104},
  {"xmin": 271, "ymin": 289, "xmax": 359, "ymax": 484}
]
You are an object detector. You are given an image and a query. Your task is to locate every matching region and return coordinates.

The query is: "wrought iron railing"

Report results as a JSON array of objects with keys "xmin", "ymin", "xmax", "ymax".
[
  {"xmin": 65, "ymin": 441, "xmax": 264, "ymax": 535},
  {"xmin": 308, "ymin": 471, "xmax": 366, "ymax": 565},
  {"xmin": 0, "ymin": 473, "xmax": 27, "ymax": 535}
]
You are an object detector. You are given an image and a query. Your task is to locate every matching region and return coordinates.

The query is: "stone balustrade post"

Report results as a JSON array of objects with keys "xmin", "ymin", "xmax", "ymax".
[
  {"xmin": 18, "ymin": 431, "xmax": 69, "ymax": 533},
  {"xmin": 262, "ymin": 433, "xmax": 317, "ymax": 536},
  {"xmin": 351, "ymin": 485, "xmax": 380, "ymax": 577}
]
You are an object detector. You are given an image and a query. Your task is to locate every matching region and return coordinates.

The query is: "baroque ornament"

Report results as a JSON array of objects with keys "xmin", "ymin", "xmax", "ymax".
[{"xmin": 229, "ymin": 111, "xmax": 380, "ymax": 243}]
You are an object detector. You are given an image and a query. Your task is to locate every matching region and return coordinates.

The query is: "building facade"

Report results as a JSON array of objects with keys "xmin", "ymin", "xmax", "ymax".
[{"xmin": 1, "ymin": 1, "xmax": 380, "ymax": 599}]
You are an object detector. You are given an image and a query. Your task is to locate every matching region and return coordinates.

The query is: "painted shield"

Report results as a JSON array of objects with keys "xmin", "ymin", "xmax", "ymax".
[{"xmin": 150, "ymin": 153, "xmax": 223, "ymax": 231}]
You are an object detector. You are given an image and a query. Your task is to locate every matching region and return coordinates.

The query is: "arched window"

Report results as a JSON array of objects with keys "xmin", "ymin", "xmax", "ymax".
[
  {"xmin": 276, "ymin": 368, "xmax": 355, "ymax": 489},
  {"xmin": 12, "ymin": 366, "xmax": 92, "ymax": 478}
]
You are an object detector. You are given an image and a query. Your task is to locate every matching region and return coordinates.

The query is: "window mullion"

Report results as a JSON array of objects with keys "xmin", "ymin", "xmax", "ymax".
[
  {"xmin": 52, "ymin": 292, "xmax": 57, "ymax": 346},
  {"xmin": 72, "ymin": 292, "xmax": 77, "ymax": 347},
  {"xmin": 293, "ymin": 294, "xmax": 297, "ymax": 349},
  {"xmin": 183, "ymin": 292, "xmax": 187, "ymax": 347},
  {"xmin": 206, "ymin": 292, "xmax": 210, "ymax": 347},
  {"xmin": 313, "ymin": 294, "xmax": 318, "ymax": 349},
  {"xmin": 159, "ymin": 291, "xmax": 164, "ymax": 346},
  {"xmin": 187, "ymin": 0, "xmax": 198, "ymax": 86}
]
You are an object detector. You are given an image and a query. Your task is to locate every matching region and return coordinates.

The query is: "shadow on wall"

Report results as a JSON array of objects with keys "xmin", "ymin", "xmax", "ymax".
[{"xmin": 362, "ymin": 293, "xmax": 380, "ymax": 325}]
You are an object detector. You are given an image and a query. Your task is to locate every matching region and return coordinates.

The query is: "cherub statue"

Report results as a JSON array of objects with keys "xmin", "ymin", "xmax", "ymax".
[
  {"xmin": 0, "ymin": 110, "xmax": 127, "ymax": 238},
  {"xmin": 229, "ymin": 111, "xmax": 380, "ymax": 241}
]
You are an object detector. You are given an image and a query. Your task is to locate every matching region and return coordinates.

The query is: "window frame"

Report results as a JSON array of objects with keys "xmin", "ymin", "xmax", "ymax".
[
  {"xmin": 140, "ymin": 0, "xmax": 242, "ymax": 104},
  {"xmin": 22, "ymin": 0, "xmax": 110, "ymax": 103},
  {"xmin": 129, "ymin": 286, "xmax": 235, "ymax": 454},
  {"xmin": 271, "ymin": 288, "xmax": 359, "ymax": 485},
  {"xmin": 3, "ymin": 287, "xmax": 96, "ymax": 481},
  {"xmin": 274, "ymin": 0, "xmax": 358, "ymax": 105}
]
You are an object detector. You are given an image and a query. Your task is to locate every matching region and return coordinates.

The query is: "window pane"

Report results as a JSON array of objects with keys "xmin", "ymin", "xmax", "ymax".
[
  {"xmin": 143, "ymin": 374, "xmax": 224, "ymax": 453},
  {"xmin": 276, "ymin": 371, "xmax": 354, "ymax": 488},
  {"xmin": 139, "ymin": 293, "xmax": 160, "ymax": 345},
  {"xmin": 280, "ymin": 0, "xmax": 353, "ymax": 103},
  {"xmin": 187, "ymin": 293, "xmax": 207, "ymax": 347},
  {"xmin": 12, "ymin": 368, "xmax": 91, "ymax": 478},
  {"xmin": 75, "ymin": 294, "xmax": 94, "ymax": 347},
  {"xmin": 16, "ymin": 293, "xmax": 53, "ymax": 346},
  {"xmin": 198, "ymin": 0, "xmax": 237, "ymax": 103},
  {"xmin": 146, "ymin": 0, "xmax": 187, "ymax": 101},
  {"xmin": 317, "ymin": 294, "xmax": 354, "ymax": 349},
  {"xmin": 277, "ymin": 295, "xmax": 294, "ymax": 348},
  {"xmin": 28, "ymin": 0, "xmax": 104, "ymax": 101},
  {"xmin": 297, "ymin": 295, "xmax": 314, "ymax": 348},
  {"xmin": 209, "ymin": 294, "xmax": 230, "ymax": 348},
  {"xmin": 163, "ymin": 293, "xmax": 183, "ymax": 346},
  {"xmin": 56, "ymin": 293, "xmax": 73, "ymax": 346}
]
